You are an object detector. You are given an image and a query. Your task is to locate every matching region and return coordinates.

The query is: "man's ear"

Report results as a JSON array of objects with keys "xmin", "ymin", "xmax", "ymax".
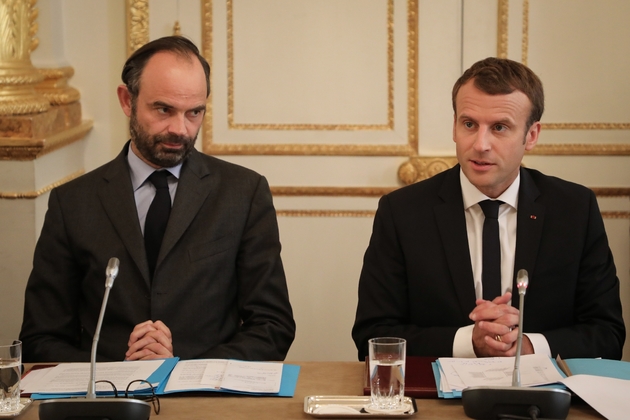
[
  {"xmin": 452, "ymin": 113, "xmax": 457, "ymax": 143},
  {"xmin": 524, "ymin": 121, "xmax": 541, "ymax": 151},
  {"xmin": 117, "ymin": 84, "xmax": 133, "ymax": 118}
]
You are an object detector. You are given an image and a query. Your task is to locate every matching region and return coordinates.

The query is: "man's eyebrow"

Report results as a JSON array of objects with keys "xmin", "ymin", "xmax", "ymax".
[
  {"xmin": 492, "ymin": 117, "xmax": 515, "ymax": 126},
  {"xmin": 151, "ymin": 102, "xmax": 207, "ymax": 113},
  {"xmin": 152, "ymin": 101, "xmax": 173, "ymax": 109},
  {"xmin": 457, "ymin": 113, "xmax": 476, "ymax": 122},
  {"xmin": 190, "ymin": 105, "xmax": 207, "ymax": 113}
]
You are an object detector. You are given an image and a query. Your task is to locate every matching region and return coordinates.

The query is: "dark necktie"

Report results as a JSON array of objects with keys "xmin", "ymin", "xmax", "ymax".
[
  {"xmin": 479, "ymin": 200, "xmax": 503, "ymax": 300},
  {"xmin": 145, "ymin": 171, "xmax": 172, "ymax": 279}
]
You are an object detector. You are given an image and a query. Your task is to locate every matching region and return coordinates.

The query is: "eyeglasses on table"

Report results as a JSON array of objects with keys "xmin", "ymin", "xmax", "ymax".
[{"xmin": 95, "ymin": 379, "xmax": 160, "ymax": 415}]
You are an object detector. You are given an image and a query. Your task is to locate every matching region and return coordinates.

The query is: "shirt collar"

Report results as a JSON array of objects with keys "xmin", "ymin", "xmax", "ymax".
[
  {"xmin": 127, "ymin": 142, "xmax": 183, "ymax": 191},
  {"xmin": 460, "ymin": 167, "xmax": 520, "ymax": 210}
]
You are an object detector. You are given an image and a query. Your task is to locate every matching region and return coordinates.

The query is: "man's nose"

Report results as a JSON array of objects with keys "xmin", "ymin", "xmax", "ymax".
[
  {"xmin": 168, "ymin": 114, "xmax": 187, "ymax": 136},
  {"xmin": 473, "ymin": 127, "xmax": 492, "ymax": 151}
]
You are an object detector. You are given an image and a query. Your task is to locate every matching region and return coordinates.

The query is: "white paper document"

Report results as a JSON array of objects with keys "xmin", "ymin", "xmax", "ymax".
[
  {"xmin": 22, "ymin": 360, "xmax": 163, "ymax": 394},
  {"xmin": 561, "ymin": 374, "xmax": 630, "ymax": 420},
  {"xmin": 164, "ymin": 359, "xmax": 282, "ymax": 394},
  {"xmin": 220, "ymin": 360, "xmax": 282, "ymax": 393},
  {"xmin": 438, "ymin": 354, "xmax": 564, "ymax": 391}
]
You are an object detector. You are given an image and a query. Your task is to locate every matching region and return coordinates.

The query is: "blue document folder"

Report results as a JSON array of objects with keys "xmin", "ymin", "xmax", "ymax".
[{"xmin": 28, "ymin": 358, "xmax": 300, "ymax": 399}]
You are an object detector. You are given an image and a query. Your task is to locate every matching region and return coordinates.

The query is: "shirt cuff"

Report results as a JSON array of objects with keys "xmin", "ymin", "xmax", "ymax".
[
  {"xmin": 453, "ymin": 324, "xmax": 476, "ymax": 358},
  {"xmin": 525, "ymin": 333, "xmax": 551, "ymax": 357}
]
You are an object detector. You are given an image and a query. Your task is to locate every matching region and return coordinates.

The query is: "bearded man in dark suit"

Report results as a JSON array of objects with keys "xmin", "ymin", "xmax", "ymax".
[
  {"xmin": 20, "ymin": 36, "xmax": 295, "ymax": 362},
  {"xmin": 353, "ymin": 57, "xmax": 624, "ymax": 360}
]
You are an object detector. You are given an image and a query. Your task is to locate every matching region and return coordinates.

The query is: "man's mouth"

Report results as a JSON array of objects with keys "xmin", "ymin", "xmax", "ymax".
[{"xmin": 471, "ymin": 159, "xmax": 493, "ymax": 167}]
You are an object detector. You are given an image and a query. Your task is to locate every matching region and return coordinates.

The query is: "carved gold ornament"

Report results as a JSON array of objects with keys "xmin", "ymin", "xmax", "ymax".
[{"xmin": 0, "ymin": 0, "xmax": 49, "ymax": 115}]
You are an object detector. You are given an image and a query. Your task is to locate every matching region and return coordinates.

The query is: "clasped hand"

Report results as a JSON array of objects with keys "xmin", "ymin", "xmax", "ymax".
[
  {"xmin": 125, "ymin": 320, "xmax": 174, "ymax": 360},
  {"xmin": 469, "ymin": 292, "xmax": 533, "ymax": 357}
]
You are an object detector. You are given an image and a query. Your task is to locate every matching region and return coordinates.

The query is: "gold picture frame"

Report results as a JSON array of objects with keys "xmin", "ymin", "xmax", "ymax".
[
  {"xmin": 498, "ymin": 0, "xmax": 630, "ymax": 156},
  {"xmin": 126, "ymin": 0, "xmax": 419, "ymax": 157}
]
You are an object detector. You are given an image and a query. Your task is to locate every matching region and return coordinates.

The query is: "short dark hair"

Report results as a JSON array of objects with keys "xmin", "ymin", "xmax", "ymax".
[
  {"xmin": 121, "ymin": 36, "xmax": 210, "ymax": 99},
  {"xmin": 452, "ymin": 57, "xmax": 544, "ymax": 129}
]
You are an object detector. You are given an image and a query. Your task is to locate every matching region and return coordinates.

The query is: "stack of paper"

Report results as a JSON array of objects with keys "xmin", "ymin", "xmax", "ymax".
[{"xmin": 432, "ymin": 354, "xmax": 564, "ymax": 399}]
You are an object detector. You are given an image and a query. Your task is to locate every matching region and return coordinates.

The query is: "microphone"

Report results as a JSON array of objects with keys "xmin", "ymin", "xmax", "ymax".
[
  {"xmin": 461, "ymin": 269, "xmax": 571, "ymax": 420},
  {"xmin": 39, "ymin": 258, "xmax": 152, "ymax": 420}
]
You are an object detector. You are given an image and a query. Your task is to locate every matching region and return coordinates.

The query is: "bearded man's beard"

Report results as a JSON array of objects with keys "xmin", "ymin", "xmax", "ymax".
[{"xmin": 129, "ymin": 110, "xmax": 197, "ymax": 168}]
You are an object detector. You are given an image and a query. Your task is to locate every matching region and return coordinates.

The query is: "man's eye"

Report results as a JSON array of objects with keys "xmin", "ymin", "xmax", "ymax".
[
  {"xmin": 494, "ymin": 124, "xmax": 506, "ymax": 132},
  {"xmin": 157, "ymin": 108, "xmax": 169, "ymax": 114},
  {"xmin": 464, "ymin": 121, "xmax": 474, "ymax": 129}
]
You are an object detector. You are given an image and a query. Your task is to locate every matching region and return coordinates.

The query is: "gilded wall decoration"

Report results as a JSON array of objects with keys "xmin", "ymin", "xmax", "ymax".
[
  {"xmin": 0, "ymin": 0, "xmax": 49, "ymax": 115},
  {"xmin": 126, "ymin": 0, "xmax": 149, "ymax": 56},
  {"xmin": 498, "ymin": 0, "xmax": 630, "ymax": 155},
  {"xmin": 0, "ymin": 0, "xmax": 91, "ymax": 164},
  {"xmin": 0, "ymin": 170, "xmax": 84, "ymax": 198},
  {"xmin": 127, "ymin": 0, "xmax": 419, "ymax": 157}
]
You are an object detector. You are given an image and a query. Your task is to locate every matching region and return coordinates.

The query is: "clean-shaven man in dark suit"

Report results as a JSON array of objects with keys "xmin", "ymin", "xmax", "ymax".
[
  {"xmin": 353, "ymin": 57, "xmax": 625, "ymax": 360},
  {"xmin": 20, "ymin": 36, "xmax": 295, "ymax": 362}
]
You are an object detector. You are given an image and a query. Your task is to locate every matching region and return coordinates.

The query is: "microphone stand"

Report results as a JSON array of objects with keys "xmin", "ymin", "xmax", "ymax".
[
  {"xmin": 511, "ymin": 274, "xmax": 526, "ymax": 388},
  {"xmin": 462, "ymin": 270, "xmax": 572, "ymax": 420},
  {"xmin": 39, "ymin": 258, "xmax": 152, "ymax": 420}
]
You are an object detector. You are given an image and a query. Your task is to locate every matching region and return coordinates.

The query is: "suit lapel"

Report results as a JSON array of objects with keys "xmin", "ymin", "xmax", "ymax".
[
  {"xmin": 435, "ymin": 166, "xmax": 477, "ymax": 314},
  {"xmin": 513, "ymin": 168, "xmax": 544, "ymax": 304},
  {"xmin": 157, "ymin": 149, "xmax": 216, "ymax": 267},
  {"xmin": 98, "ymin": 144, "xmax": 151, "ymax": 284}
]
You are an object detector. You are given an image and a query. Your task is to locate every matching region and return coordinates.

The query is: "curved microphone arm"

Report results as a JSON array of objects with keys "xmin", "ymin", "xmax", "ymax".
[{"xmin": 87, "ymin": 258, "xmax": 119, "ymax": 399}]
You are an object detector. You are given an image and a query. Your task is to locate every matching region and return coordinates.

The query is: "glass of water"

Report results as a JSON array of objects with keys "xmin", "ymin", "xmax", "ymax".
[
  {"xmin": 368, "ymin": 337, "xmax": 406, "ymax": 411},
  {"xmin": 0, "ymin": 340, "xmax": 21, "ymax": 413}
]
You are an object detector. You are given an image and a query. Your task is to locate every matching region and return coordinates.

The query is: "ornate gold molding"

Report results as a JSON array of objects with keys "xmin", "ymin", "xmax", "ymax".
[
  {"xmin": 0, "ymin": 0, "xmax": 49, "ymax": 116},
  {"xmin": 276, "ymin": 209, "xmax": 628, "ymax": 218},
  {"xmin": 528, "ymin": 143, "xmax": 630, "ymax": 156},
  {"xmin": 207, "ymin": 143, "xmax": 415, "ymax": 156},
  {"xmin": 0, "ymin": 169, "xmax": 84, "ymax": 199},
  {"xmin": 497, "ymin": 0, "xmax": 509, "ymax": 58},
  {"xmin": 542, "ymin": 123, "xmax": 630, "ymax": 130},
  {"xmin": 35, "ymin": 66, "xmax": 81, "ymax": 105},
  {"xmin": 601, "ymin": 212, "xmax": 630, "ymax": 219},
  {"xmin": 521, "ymin": 0, "xmax": 529, "ymax": 65},
  {"xmin": 201, "ymin": 0, "xmax": 213, "ymax": 156},
  {"xmin": 407, "ymin": 0, "xmax": 418, "ymax": 152},
  {"xmin": 277, "ymin": 210, "xmax": 375, "ymax": 218},
  {"xmin": 126, "ymin": 0, "xmax": 149, "ymax": 56},
  {"xmin": 398, "ymin": 156, "xmax": 458, "ymax": 185},
  {"xmin": 0, "ymin": 119, "xmax": 93, "ymax": 160},
  {"xmin": 591, "ymin": 188, "xmax": 630, "ymax": 197},
  {"xmin": 271, "ymin": 186, "xmax": 394, "ymax": 197}
]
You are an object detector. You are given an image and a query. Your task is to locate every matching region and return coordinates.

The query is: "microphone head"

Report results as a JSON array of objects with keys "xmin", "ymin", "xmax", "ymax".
[
  {"xmin": 105, "ymin": 258, "xmax": 120, "ymax": 286},
  {"xmin": 516, "ymin": 269, "xmax": 528, "ymax": 295}
]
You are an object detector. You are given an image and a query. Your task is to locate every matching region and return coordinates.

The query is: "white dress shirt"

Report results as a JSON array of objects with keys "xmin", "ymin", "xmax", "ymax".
[{"xmin": 452, "ymin": 168, "xmax": 551, "ymax": 357}]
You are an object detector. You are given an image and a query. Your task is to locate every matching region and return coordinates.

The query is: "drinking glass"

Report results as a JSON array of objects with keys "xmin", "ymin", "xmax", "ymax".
[
  {"xmin": 368, "ymin": 337, "xmax": 406, "ymax": 411},
  {"xmin": 0, "ymin": 340, "xmax": 21, "ymax": 413}
]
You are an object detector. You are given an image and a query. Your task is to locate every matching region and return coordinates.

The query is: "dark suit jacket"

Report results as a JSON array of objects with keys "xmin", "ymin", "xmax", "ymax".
[
  {"xmin": 20, "ymin": 143, "xmax": 295, "ymax": 362},
  {"xmin": 352, "ymin": 165, "xmax": 625, "ymax": 360}
]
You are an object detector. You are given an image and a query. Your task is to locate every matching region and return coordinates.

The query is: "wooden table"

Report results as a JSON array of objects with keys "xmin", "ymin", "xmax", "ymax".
[{"xmin": 19, "ymin": 362, "xmax": 603, "ymax": 419}]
